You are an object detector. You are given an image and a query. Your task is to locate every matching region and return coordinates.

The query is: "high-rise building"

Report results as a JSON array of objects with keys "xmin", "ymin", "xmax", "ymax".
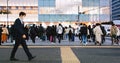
[
  {"xmin": 111, "ymin": 0, "xmax": 120, "ymax": 21},
  {"xmin": 0, "ymin": 0, "xmax": 110, "ymax": 25}
]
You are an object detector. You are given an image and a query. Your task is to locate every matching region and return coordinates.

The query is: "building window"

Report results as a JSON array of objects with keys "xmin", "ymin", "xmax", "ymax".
[
  {"xmin": 38, "ymin": 0, "xmax": 56, "ymax": 7},
  {"xmin": 23, "ymin": 6, "xmax": 26, "ymax": 10},
  {"xmin": 0, "ymin": 6, "xmax": 1, "ymax": 10},
  {"xmin": 16, "ymin": 6, "xmax": 18, "ymax": 10},
  {"xmin": 30, "ymin": 6, "xmax": 32, "ymax": 10}
]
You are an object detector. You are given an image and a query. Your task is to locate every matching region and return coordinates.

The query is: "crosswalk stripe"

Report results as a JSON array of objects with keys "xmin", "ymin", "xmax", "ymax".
[{"xmin": 60, "ymin": 47, "xmax": 80, "ymax": 63}]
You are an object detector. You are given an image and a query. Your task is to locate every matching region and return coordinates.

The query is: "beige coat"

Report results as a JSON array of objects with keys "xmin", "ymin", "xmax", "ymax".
[
  {"xmin": 2, "ymin": 27, "xmax": 9, "ymax": 35},
  {"xmin": 94, "ymin": 26, "xmax": 103, "ymax": 43},
  {"xmin": 110, "ymin": 25, "xmax": 117, "ymax": 36}
]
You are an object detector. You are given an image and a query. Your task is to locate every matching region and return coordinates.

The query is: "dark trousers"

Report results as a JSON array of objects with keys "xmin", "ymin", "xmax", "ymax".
[
  {"xmin": 30, "ymin": 35, "xmax": 36, "ymax": 43},
  {"xmin": 101, "ymin": 35, "xmax": 105, "ymax": 44},
  {"xmin": 0, "ymin": 35, "xmax": 1, "ymax": 45},
  {"xmin": 68, "ymin": 33, "xmax": 72, "ymax": 41},
  {"xmin": 10, "ymin": 38, "xmax": 32, "ymax": 59},
  {"xmin": 57, "ymin": 34, "xmax": 62, "ymax": 43}
]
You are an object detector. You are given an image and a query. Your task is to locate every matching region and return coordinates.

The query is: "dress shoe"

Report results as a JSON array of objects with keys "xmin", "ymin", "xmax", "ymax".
[
  {"xmin": 28, "ymin": 56, "xmax": 36, "ymax": 61},
  {"xmin": 10, "ymin": 58, "xmax": 19, "ymax": 61}
]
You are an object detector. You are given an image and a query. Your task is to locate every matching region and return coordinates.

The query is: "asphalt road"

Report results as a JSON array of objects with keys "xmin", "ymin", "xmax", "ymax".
[
  {"xmin": 72, "ymin": 47, "xmax": 120, "ymax": 63},
  {"xmin": 0, "ymin": 46, "xmax": 120, "ymax": 63}
]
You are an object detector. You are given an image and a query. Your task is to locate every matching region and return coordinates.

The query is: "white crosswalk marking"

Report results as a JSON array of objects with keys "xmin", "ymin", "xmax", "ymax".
[{"xmin": 60, "ymin": 47, "xmax": 80, "ymax": 63}]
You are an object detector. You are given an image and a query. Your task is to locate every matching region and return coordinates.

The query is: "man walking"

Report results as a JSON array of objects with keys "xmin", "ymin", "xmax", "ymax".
[
  {"xmin": 57, "ymin": 24, "xmax": 63, "ymax": 43},
  {"xmin": 80, "ymin": 24, "xmax": 88, "ymax": 45},
  {"xmin": 10, "ymin": 12, "xmax": 36, "ymax": 61}
]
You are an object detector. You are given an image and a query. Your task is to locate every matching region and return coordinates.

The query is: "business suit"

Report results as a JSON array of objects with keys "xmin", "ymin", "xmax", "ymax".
[{"xmin": 10, "ymin": 18, "xmax": 33, "ymax": 60}]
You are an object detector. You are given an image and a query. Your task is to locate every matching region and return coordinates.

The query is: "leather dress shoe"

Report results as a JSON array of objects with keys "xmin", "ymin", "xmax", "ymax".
[
  {"xmin": 10, "ymin": 58, "xmax": 19, "ymax": 61},
  {"xmin": 28, "ymin": 56, "xmax": 36, "ymax": 61}
]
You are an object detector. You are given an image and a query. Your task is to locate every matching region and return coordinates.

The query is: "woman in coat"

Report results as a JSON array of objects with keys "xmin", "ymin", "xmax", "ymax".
[
  {"xmin": 93, "ymin": 23, "xmax": 103, "ymax": 45},
  {"xmin": 1, "ymin": 25, "xmax": 9, "ymax": 43}
]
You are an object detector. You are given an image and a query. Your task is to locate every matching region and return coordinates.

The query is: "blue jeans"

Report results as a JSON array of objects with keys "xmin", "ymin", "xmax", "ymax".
[
  {"xmin": 81, "ymin": 35, "xmax": 87, "ymax": 44},
  {"xmin": 65, "ymin": 34, "xmax": 68, "ymax": 39}
]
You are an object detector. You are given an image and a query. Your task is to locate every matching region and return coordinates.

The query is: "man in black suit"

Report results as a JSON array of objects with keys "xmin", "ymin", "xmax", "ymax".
[{"xmin": 10, "ymin": 12, "xmax": 36, "ymax": 61}]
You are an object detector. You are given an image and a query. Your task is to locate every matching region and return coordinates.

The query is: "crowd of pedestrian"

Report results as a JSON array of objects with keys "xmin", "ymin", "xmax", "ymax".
[
  {"xmin": 2, "ymin": 11, "xmax": 119, "ymax": 61},
  {"xmin": 0, "ymin": 22, "xmax": 120, "ymax": 46}
]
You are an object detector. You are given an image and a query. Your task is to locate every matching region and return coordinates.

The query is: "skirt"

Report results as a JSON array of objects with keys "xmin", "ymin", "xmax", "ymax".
[{"xmin": 1, "ymin": 34, "xmax": 8, "ymax": 42}]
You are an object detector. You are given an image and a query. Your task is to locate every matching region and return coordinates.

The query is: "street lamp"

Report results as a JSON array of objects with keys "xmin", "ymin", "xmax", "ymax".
[
  {"xmin": 77, "ymin": 6, "xmax": 85, "ymax": 22},
  {"xmin": 77, "ymin": 6, "xmax": 80, "ymax": 22},
  {"xmin": 7, "ymin": 0, "xmax": 9, "ymax": 26},
  {"xmin": 109, "ymin": 0, "xmax": 112, "ymax": 21}
]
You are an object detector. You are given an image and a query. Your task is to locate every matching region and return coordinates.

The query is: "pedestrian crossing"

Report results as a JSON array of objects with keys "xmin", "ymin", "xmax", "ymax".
[{"xmin": 0, "ymin": 46, "xmax": 120, "ymax": 63}]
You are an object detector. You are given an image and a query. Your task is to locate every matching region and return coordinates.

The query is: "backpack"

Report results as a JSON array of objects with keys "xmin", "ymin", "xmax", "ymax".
[
  {"xmin": 69, "ymin": 29, "xmax": 72, "ymax": 34},
  {"xmin": 100, "ymin": 26, "xmax": 106, "ymax": 36},
  {"xmin": 30, "ymin": 27, "xmax": 36, "ymax": 34}
]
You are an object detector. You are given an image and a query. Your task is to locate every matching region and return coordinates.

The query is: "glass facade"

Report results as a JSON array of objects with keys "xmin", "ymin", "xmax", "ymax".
[
  {"xmin": 82, "ymin": 0, "xmax": 99, "ymax": 7},
  {"xmin": 38, "ymin": 0, "xmax": 56, "ymax": 7},
  {"xmin": 111, "ymin": 0, "xmax": 120, "ymax": 20},
  {"xmin": 82, "ymin": 0, "xmax": 110, "ymax": 22},
  {"xmin": 0, "ymin": 0, "xmax": 110, "ymax": 24},
  {"xmin": 0, "ymin": 0, "xmax": 38, "ymax": 24},
  {"xmin": 38, "ymin": 0, "xmax": 110, "ymax": 22}
]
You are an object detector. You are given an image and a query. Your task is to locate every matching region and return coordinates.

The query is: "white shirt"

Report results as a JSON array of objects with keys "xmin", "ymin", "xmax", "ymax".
[
  {"xmin": 19, "ymin": 18, "xmax": 24, "ymax": 24},
  {"xmin": 57, "ymin": 26, "xmax": 63, "ymax": 34}
]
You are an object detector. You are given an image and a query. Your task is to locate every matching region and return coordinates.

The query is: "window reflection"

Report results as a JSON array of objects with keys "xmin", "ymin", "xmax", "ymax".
[{"xmin": 0, "ymin": 0, "xmax": 110, "ymax": 22}]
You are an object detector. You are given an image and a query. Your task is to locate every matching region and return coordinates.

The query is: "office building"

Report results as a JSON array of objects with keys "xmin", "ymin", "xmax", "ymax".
[
  {"xmin": 0, "ymin": 0, "xmax": 110, "ymax": 25},
  {"xmin": 111, "ymin": 0, "xmax": 120, "ymax": 21}
]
